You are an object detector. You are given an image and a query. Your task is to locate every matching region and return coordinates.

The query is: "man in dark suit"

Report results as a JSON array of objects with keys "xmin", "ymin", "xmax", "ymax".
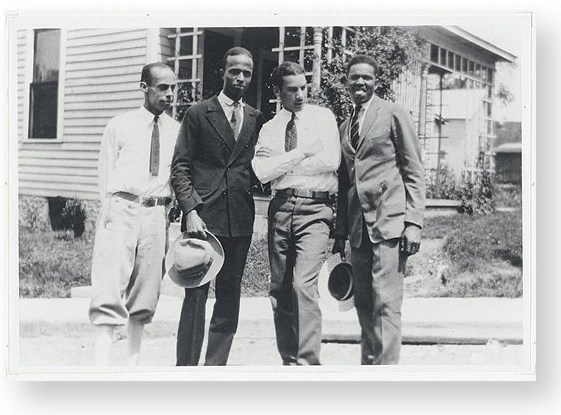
[
  {"xmin": 171, "ymin": 47, "xmax": 264, "ymax": 366},
  {"xmin": 333, "ymin": 54, "xmax": 425, "ymax": 365}
]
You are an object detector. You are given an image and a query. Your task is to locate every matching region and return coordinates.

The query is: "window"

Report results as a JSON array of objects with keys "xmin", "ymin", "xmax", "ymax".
[{"xmin": 28, "ymin": 29, "xmax": 60, "ymax": 139}]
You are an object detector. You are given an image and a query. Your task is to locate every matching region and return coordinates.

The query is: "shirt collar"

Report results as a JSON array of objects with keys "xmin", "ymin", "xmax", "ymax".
[
  {"xmin": 218, "ymin": 91, "xmax": 244, "ymax": 108},
  {"xmin": 280, "ymin": 106, "xmax": 304, "ymax": 120},
  {"xmin": 355, "ymin": 95, "xmax": 375, "ymax": 115},
  {"xmin": 139, "ymin": 105, "xmax": 161, "ymax": 124}
]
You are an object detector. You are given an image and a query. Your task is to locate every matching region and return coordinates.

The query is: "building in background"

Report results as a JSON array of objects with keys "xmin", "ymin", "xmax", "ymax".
[{"xmin": 16, "ymin": 25, "xmax": 515, "ymax": 207}]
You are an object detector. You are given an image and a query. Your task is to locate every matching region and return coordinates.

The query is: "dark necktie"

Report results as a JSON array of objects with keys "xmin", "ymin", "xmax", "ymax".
[
  {"xmin": 230, "ymin": 101, "xmax": 241, "ymax": 141},
  {"xmin": 285, "ymin": 112, "xmax": 297, "ymax": 152},
  {"xmin": 149, "ymin": 115, "xmax": 159, "ymax": 176},
  {"xmin": 350, "ymin": 104, "xmax": 362, "ymax": 150}
]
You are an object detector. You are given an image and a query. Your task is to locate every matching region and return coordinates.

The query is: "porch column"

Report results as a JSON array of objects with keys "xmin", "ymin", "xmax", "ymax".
[
  {"xmin": 146, "ymin": 28, "xmax": 160, "ymax": 64},
  {"xmin": 311, "ymin": 27, "xmax": 323, "ymax": 95},
  {"xmin": 418, "ymin": 63, "xmax": 429, "ymax": 141}
]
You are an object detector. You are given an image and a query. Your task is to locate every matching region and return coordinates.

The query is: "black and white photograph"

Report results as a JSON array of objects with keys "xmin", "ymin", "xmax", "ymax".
[{"xmin": 4, "ymin": 10, "xmax": 534, "ymax": 381}]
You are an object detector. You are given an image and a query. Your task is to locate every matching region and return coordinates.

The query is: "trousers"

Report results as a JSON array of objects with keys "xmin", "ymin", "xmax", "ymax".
[
  {"xmin": 268, "ymin": 194, "xmax": 332, "ymax": 365},
  {"xmin": 351, "ymin": 224, "xmax": 407, "ymax": 365},
  {"xmin": 176, "ymin": 235, "xmax": 252, "ymax": 366},
  {"xmin": 89, "ymin": 195, "xmax": 167, "ymax": 326}
]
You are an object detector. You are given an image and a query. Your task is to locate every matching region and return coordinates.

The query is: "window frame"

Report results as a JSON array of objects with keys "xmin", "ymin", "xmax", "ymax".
[{"xmin": 23, "ymin": 28, "xmax": 67, "ymax": 143}]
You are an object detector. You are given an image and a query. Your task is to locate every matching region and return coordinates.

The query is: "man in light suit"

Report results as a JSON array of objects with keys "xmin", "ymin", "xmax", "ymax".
[
  {"xmin": 332, "ymin": 54, "xmax": 425, "ymax": 365},
  {"xmin": 171, "ymin": 47, "xmax": 265, "ymax": 366}
]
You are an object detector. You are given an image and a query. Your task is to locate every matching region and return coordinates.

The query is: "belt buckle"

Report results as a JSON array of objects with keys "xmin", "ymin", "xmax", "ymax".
[{"xmin": 142, "ymin": 196, "xmax": 155, "ymax": 207}]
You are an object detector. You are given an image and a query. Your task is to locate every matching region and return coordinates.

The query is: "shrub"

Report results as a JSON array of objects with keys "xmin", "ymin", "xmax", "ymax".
[
  {"xmin": 457, "ymin": 170, "xmax": 496, "ymax": 215},
  {"xmin": 19, "ymin": 195, "xmax": 49, "ymax": 232},
  {"xmin": 425, "ymin": 164, "xmax": 457, "ymax": 200},
  {"xmin": 495, "ymin": 184, "xmax": 522, "ymax": 209}
]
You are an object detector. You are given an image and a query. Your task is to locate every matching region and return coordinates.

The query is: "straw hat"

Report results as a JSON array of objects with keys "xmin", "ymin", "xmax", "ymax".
[{"xmin": 165, "ymin": 231, "xmax": 224, "ymax": 288}]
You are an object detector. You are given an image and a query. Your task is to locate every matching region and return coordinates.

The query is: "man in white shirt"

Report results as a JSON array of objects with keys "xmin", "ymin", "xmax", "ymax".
[
  {"xmin": 89, "ymin": 62, "xmax": 179, "ymax": 366},
  {"xmin": 252, "ymin": 61, "xmax": 340, "ymax": 365}
]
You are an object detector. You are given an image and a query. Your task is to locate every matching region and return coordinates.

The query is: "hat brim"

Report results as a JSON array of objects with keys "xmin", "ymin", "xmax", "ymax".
[
  {"xmin": 318, "ymin": 254, "xmax": 355, "ymax": 312},
  {"xmin": 165, "ymin": 231, "xmax": 225, "ymax": 289}
]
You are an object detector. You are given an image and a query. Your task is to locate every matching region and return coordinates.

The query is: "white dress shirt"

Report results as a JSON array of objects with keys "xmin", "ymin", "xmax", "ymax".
[
  {"xmin": 217, "ymin": 91, "xmax": 244, "ymax": 138},
  {"xmin": 98, "ymin": 105, "xmax": 180, "ymax": 201},
  {"xmin": 252, "ymin": 105, "xmax": 340, "ymax": 194},
  {"xmin": 349, "ymin": 95, "xmax": 374, "ymax": 142}
]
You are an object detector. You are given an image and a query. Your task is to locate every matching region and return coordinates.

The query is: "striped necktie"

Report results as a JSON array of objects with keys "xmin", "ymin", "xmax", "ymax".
[
  {"xmin": 285, "ymin": 112, "xmax": 297, "ymax": 152},
  {"xmin": 230, "ymin": 101, "xmax": 241, "ymax": 140},
  {"xmin": 149, "ymin": 115, "xmax": 159, "ymax": 176},
  {"xmin": 350, "ymin": 104, "xmax": 362, "ymax": 150}
]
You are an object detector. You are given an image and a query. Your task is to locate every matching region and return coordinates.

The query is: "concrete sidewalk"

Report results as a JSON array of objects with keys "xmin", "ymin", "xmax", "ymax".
[{"xmin": 18, "ymin": 294, "xmax": 524, "ymax": 345}]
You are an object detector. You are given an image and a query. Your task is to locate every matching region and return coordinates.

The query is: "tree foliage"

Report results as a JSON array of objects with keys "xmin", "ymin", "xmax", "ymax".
[{"xmin": 312, "ymin": 26, "xmax": 425, "ymax": 124}]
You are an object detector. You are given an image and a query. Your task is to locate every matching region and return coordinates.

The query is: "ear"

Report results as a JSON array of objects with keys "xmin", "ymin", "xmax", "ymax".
[
  {"xmin": 140, "ymin": 81, "xmax": 148, "ymax": 93},
  {"xmin": 219, "ymin": 68, "xmax": 225, "ymax": 79},
  {"xmin": 273, "ymin": 85, "xmax": 280, "ymax": 98}
]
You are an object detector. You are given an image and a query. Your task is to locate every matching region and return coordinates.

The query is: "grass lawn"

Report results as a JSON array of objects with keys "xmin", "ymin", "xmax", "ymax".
[{"xmin": 19, "ymin": 211, "xmax": 523, "ymax": 299}]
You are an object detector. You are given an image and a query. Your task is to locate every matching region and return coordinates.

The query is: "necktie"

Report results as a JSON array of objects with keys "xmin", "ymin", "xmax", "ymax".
[
  {"xmin": 230, "ymin": 101, "xmax": 241, "ymax": 140},
  {"xmin": 350, "ymin": 104, "xmax": 362, "ymax": 150},
  {"xmin": 149, "ymin": 115, "xmax": 160, "ymax": 176},
  {"xmin": 285, "ymin": 112, "xmax": 297, "ymax": 152}
]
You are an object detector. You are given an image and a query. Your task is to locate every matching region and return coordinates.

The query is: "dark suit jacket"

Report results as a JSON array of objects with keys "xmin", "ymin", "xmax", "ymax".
[
  {"xmin": 171, "ymin": 96, "xmax": 264, "ymax": 237},
  {"xmin": 334, "ymin": 96, "xmax": 425, "ymax": 249}
]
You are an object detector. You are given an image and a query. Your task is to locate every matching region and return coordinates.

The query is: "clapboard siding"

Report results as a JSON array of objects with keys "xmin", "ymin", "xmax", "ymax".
[
  {"xmin": 17, "ymin": 29, "xmax": 27, "ymax": 141},
  {"xmin": 18, "ymin": 28, "xmax": 149, "ymax": 200}
]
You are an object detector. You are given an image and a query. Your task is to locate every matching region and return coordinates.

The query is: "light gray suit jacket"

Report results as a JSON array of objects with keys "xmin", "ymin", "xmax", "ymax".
[{"xmin": 334, "ymin": 96, "xmax": 425, "ymax": 249}]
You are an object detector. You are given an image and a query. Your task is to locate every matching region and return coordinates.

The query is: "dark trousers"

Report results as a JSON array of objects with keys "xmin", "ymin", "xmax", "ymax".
[
  {"xmin": 176, "ymin": 235, "xmax": 252, "ymax": 366},
  {"xmin": 268, "ymin": 195, "xmax": 332, "ymax": 365},
  {"xmin": 351, "ymin": 224, "xmax": 407, "ymax": 365}
]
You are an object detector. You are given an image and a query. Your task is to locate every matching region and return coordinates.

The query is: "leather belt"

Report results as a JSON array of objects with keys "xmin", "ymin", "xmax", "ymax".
[
  {"xmin": 114, "ymin": 191, "xmax": 171, "ymax": 207},
  {"xmin": 275, "ymin": 188, "xmax": 330, "ymax": 200}
]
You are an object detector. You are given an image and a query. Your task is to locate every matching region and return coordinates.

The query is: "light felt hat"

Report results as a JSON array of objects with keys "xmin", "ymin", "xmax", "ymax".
[
  {"xmin": 318, "ymin": 254, "xmax": 355, "ymax": 312},
  {"xmin": 165, "ymin": 231, "xmax": 224, "ymax": 288}
]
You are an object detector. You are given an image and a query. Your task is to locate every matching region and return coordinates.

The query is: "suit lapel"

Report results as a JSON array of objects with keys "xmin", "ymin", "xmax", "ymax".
[
  {"xmin": 340, "ymin": 118, "xmax": 354, "ymax": 155},
  {"xmin": 356, "ymin": 97, "xmax": 381, "ymax": 151},
  {"xmin": 206, "ymin": 96, "xmax": 236, "ymax": 152},
  {"xmin": 228, "ymin": 105, "xmax": 256, "ymax": 166}
]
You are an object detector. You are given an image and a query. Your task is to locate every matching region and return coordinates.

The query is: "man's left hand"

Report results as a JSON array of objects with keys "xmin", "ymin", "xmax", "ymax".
[{"xmin": 400, "ymin": 223, "xmax": 422, "ymax": 256}]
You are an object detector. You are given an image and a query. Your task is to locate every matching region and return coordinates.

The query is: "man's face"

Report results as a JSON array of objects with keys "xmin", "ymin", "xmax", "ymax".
[
  {"xmin": 276, "ymin": 74, "xmax": 307, "ymax": 113},
  {"xmin": 142, "ymin": 66, "xmax": 176, "ymax": 115},
  {"xmin": 346, "ymin": 63, "xmax": 376, "ymax": 105},
  {"xmin": 221, "ymin": 54, "xmax": 254, "ymax": 101}
]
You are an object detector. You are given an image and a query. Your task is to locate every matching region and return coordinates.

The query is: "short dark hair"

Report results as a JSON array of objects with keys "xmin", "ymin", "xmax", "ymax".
[
  {"xmin": 270, "ymin": 61, "xmax": 306, "ymax": 89},
  {"xmin": 141, "ymin": 62, "xmax": 173, "ymax": 86},
  {"xmin": 221, "ymin": 47, "xmax": 253, "ymax": 70},
  {"xmin": 346, "ymin": 54, "xmax": 377, "ymax": 76}
]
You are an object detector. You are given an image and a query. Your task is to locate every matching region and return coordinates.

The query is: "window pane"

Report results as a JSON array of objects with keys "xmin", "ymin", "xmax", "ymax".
[
  {"xmin": 447, "ymin": 51, "xmax": 454, "ymax": 68},
  {"xmin": 455, "ymin": 54, "xmax": 461, "ymax": 71},
  {"xmin": 440, "ymin": 48, "xmax": 447, "ymax": 66},
  {"xmin": 285, "ymin": 27, "xmax": 302, "ymax": 47},
  {"xmin": 487, "ymin": 68, "xmax": 494, "ymax": 84},
  {"xmin": 179, "ymin": 36, "xmax": 194, "ymax": 56},
  {"xmin": 33, "ymin": 29, "xmax": 60, "ymax": 82},
  {"xmin": 29, "ymin": 81, "xmax": 58, "ymax": 138},
  {"xmin": 429, "ymin": 44, "xmax": 438, "ymax": 63}
]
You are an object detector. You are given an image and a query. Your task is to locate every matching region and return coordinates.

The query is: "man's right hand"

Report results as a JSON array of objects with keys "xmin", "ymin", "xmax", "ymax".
[
  {"xmin": 185, "ymin": 210, "xmax": 207, "ymax": 240},
  {"xmin": 332, "ymin": 238, "xmax": 347, "ymax": 262},
  {"xmin": 301, "ymin": 139, "xmax": 323, "ymax": 158}
]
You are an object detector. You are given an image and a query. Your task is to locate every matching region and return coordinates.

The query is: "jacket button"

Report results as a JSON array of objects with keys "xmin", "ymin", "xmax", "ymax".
[{"xmin": 222, "ymin": 190, "xmax": 227, "ymax": 196}]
